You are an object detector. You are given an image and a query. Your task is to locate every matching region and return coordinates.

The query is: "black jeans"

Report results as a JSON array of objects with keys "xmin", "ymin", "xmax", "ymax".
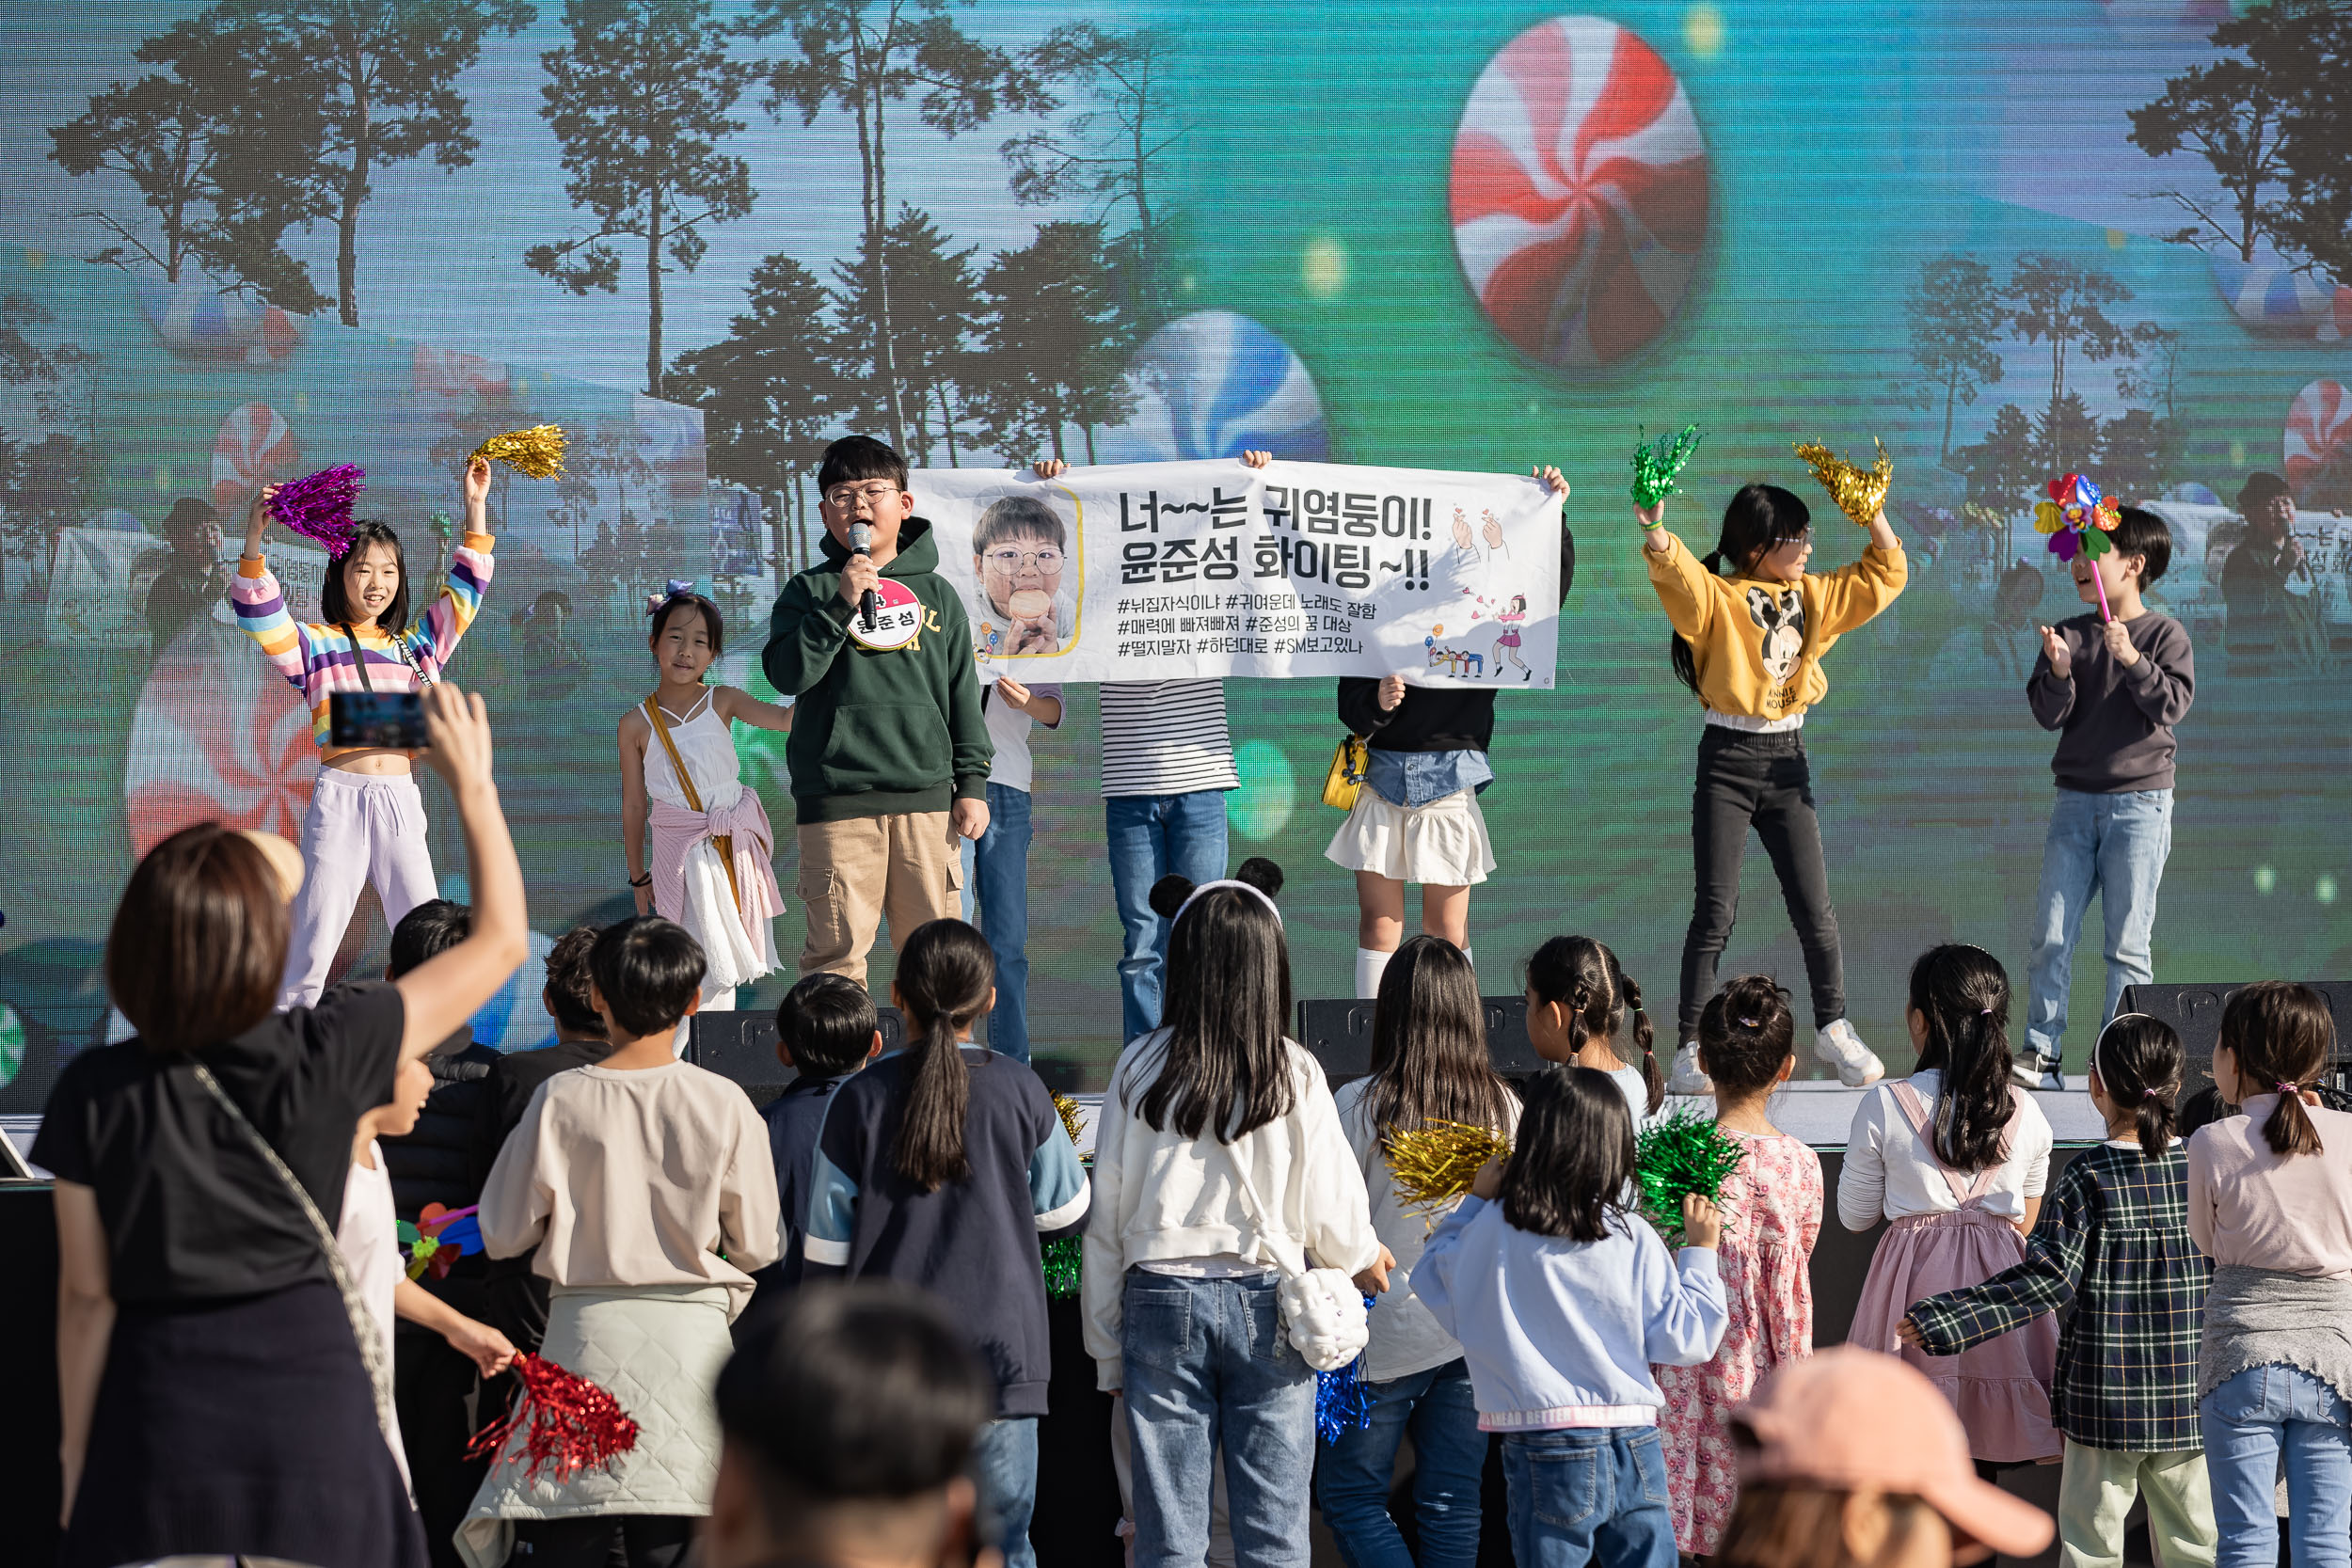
[
  {"xmin": 511, "ymin": 1513, "xmax": 694, "ymax": 1567},
  {"xmin": 1677, "ymin": 727, "xmax": 1844, "ymax": 1040}
]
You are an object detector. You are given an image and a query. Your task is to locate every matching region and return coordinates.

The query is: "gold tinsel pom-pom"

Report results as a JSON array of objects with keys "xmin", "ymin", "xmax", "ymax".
[
  {"xmin": 470, "ymin": 424, "xmax": 568, "ymax": 479},
  {"xmin": 1052, "ymin": 1091, "xmax": 1085, "ymax": 1149},
  {"xmin": 1384, "ymin": 1120, "xmax": 1511, "ymax": 1217},
  {"xmin": 1792, "ymin": 438, "xmax": 1892, "ymax": 527}
]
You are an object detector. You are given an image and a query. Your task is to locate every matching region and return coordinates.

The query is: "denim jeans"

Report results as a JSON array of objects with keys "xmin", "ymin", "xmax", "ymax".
[
  {"xmin": 1104, "ymin": 792, "xmax": 1229, "ymax": 1041},
  {"xmin": 1121, "ymin": 1271, "xmax": 1314, "ymax": 1568},
  {"xmin": 1678, "ymin": 729, "xmax": 1844, "ymax": 1039},
  {"xmin": 1501, "ymin": 1427, "xmax": 1677, "ymax": 1568},
  {"xmin": 1313, "ymin": 1358, "xmax": 1486, "ymax": 1568},
  {"xmin": 2201, "ymin": 1362, "xmax": 2351, "ymax": 1568},
  {"xmin": 2025, "ymin": 787, "xmax": 2172, "ymax": 1065},
  {"xmin": 970, "ymin": 1416, "xmax": 1040, "ymax": 1568},
  {"xmin": 958, "ymin": 783, "xmax": 1037, "ymax": 1063}
]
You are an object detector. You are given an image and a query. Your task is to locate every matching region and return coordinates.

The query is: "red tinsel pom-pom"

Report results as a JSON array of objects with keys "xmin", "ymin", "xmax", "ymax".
[
  {"xmin": 464, "ymin": 1352, "xmax": 640, "ymax": 1483},
  {"xmin": 265, "ymin": 464, "xmax": 367, "ymax": 557}
]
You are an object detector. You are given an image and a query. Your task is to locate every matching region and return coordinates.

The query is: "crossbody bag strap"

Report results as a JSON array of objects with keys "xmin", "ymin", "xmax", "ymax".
[
  {"xmin": 643, "ymin": 694, "xmax": 742, "ymax": 913},
  {"xmin": 189, "ymin": 1060, "xmax": 397, "ymax": 1443},
  {"xmin": 342, "ymin": 624, "xmax": 376, "ymax": 692},
  {"xmin": 1224, "ymin": 1134, "xmax": 1307, "ymax": 1281}
]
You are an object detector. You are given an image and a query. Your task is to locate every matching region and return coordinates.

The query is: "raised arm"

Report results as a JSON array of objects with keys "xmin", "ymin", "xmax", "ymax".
[
  {"xmin": 393, "ymin": 685, "xmax": 528, "ymax": 1060},
  {"xmin": 230, "ymin": 483, "xmax": 313, "ymax": 693},
  {"xmin": 411, "ymin": 458, "xmax": 496, "ymax": 674},
  {"xmin": 1637, "ymin": 507, "xmax": 1717, "ymax": 641},
  {"xmin": 1808, "ymin": 513, "xmax": 1908, "ymax": 637},
  {"xmin": 2026, "ymin": 626, "xmax": 2075, "ymax": 731},
  {"xmin": 761, "ymin": 574, "xmax": 855, "ymax": 696}
]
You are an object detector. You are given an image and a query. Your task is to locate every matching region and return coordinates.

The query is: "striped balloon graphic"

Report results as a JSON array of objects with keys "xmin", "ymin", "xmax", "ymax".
[
  {"xmin": 210, "ymin": 402, "xmax": 299, "ymax": 512},
  {"xmin": 2210, "ymin": 253, "xmax": 2352, "ymax": 342},
  {"xmin": 1449, "ymin": 15, "xmax": 1708, "ymax": 369},
  {"xmin": 2285, "ymin": 379, "xmax": 2352, "ymax": 509},
  {"xmin": 1098, "ymin": 311, "xmax": 1329, "ymax": 463}
]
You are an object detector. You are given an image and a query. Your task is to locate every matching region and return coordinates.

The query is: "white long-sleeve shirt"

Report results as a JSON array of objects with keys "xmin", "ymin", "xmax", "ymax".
[
  {"xmin": 1081, "ymin": 1033, "xmax": 1380, "ymax": 1390},
  {"xmin": 1836, "ymin": 1069, "xmax": 2052, "ymax": 1231}
]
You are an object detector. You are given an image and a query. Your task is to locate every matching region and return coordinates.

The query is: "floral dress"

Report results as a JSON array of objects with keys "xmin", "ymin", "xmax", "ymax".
[{"xmin": 1655, "ymin": 1129, "xmax": 1823, "ymax": 1555}]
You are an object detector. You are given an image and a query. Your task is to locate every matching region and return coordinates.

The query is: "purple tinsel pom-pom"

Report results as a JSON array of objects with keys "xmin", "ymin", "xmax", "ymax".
[{"xmin": 266, "ymin": 464, "xmax": 367, "ymax": 556}]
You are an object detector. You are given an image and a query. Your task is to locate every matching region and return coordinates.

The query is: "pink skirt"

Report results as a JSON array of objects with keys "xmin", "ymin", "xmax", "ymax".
[{"xmin": 1848, "ymin": 1209, "xmax": 2060, "ymax": 1463}]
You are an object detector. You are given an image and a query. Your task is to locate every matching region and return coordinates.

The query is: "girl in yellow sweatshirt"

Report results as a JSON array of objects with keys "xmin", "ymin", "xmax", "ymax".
[{"xmin": 1639, "ymin": 483, "xmax": 1906, "ymax": 1098}]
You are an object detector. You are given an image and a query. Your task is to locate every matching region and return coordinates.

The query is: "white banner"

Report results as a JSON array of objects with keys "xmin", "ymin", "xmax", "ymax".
[{"xmin": 914, "ymin": 459, "xmax": 1561, "ymax": 686}]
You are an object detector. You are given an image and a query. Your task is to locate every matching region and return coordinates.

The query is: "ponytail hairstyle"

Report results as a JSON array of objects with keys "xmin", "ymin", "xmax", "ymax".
[
  {"xmin": 1524, "ymin": 935, "xmax": 1662, "ymax": 1115},
  {"xmin": 1906, "ymin": 943, "xmax": 2015, "ymax": 1173},
  {"xmin": 887, "ymin": 919, "xmax": 995, "ymax": 1192},
  {"xmin": 1364, "ymin": 936, "xmax": 1516, "ymax": 1148},
  {"xmin": 2218, "ymin": 981, "xmax": 2338, "ymax": 1157},
  {"xmin": 2090, "ymin": 1012, "xmax": 2185, "ymax": 1159},
  {"xmin": 1698, "ymin": 974, "xmax": 1797, "ymax": 1099},
  {"xmin": 1499, "ymin": 1065, "xmax": 1636, "ymax": 1243},
  {"xmin": 1669, "ymin": 484, "xmax": 1813, "ymax": 696},
  {"xmin": 1133, "ymin": 878, "xmax": 1295, "ymax": 1143},
  {"xmin": 320, "ymin": 520, "xmax": 412, "ymax": 635}
]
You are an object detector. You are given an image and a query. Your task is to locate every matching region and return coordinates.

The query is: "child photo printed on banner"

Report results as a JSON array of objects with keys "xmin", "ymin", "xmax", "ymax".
[{"xmin": 914, "ymin": 459, "xmax": 1560, "ymax": 687}]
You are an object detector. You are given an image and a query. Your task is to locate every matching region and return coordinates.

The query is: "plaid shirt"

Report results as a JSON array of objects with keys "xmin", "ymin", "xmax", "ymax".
[{"xmin": 1905, "ymin": 1142, "xmax": 2209, "ymax": 1452}]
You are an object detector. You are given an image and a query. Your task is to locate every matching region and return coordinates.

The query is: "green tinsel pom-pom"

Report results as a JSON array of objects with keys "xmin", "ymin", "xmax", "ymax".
[
  {"xmin": 1635, "ymin": 1106, "xmax": 1747, "ymax": 1246},
  {"xmin": 1041, "ymin": 1234, "xmax": 1084, "ymax": 1300},
  {"xmin": 1629, "ymin": 423, "xmax": 1704, "ymax": 511}
]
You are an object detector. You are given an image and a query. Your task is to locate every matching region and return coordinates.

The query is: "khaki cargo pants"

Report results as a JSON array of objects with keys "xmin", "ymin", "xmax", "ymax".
[{"xmin": 795, "ymin": 810, "xmax": 962, "ymax": 986}]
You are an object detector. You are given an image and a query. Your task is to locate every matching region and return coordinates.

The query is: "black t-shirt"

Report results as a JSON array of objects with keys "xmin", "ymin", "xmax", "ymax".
[{"xmin": 32, "ymin": 982, "xmax": 405, "ymax": 1305}]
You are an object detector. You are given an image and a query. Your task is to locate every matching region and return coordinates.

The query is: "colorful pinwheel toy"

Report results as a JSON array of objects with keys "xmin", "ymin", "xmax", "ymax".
[
  {"xmin": 2033, "ymin": 474, "xmax": 2123, "ymax": 619},
  {"xmin": 402, "ymin": 1202, "xmax": 485, "ymax": 1281}
]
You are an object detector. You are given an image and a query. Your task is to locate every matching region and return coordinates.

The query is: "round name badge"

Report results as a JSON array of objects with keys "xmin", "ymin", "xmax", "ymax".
[{"xmin": 848, "ymin": 578, "xmax": 925, "ymax": 651}]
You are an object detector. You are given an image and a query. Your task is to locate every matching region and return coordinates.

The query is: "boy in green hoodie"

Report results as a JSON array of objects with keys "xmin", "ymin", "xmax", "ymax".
[{"xmin": 763, "ymin": 436, "xmax": 993, "ymax": 984}]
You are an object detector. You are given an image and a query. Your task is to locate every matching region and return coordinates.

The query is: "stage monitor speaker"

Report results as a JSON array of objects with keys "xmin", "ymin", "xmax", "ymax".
[
  {"xmin": 687, "ymin": 1006, "xmax": 906, "ymax": 1105},
  {"xmin": 1296, "ymin": 995, "xmax": 1549, "ymax": 1083},
  {"xmin": 2116, "ymin": 981, "xmax": 2352, "ymax": 1085}
]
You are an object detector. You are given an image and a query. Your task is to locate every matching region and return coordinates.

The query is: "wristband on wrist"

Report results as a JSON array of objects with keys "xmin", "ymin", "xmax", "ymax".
[{"xmin": 628, "ymin": 873, "xmax": 651, "ymax": 888}]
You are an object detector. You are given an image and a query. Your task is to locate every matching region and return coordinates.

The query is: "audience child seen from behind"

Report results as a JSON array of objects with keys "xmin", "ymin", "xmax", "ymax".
[
  {"xmin": 1655, "ymin": 975, "xmax": 1824, "ymax": 1557},
  {"xmin": 1523, "ymin": 933, "xmax": 1663, "ymax": 1125},
  {"xmin": 1639, "ymin": 481, "xmax": 1905, "ymax": 1095},
  {"xmin": 801, "ymin": 918, "xmax": 1088, "ymax": 1568},
  {"xmin": 704, "ymin": 1282, "xmax": 999, "ymax": 1568},
  {"xmin": 471, "ymin": 924, "xmax": 613, "ymax": 1354},
  {"xmin": 41, "ymin": 683, "xmax": 527, "ymax": 1568},
  {"xmin": 466, "ymin": 916, "xmax": 781, "ymax": 1568},
  {"xmin": 620, "ymin": 589, "xmax": 792, "ymax": 1038},
  {"xmin": 336, "ymin": 1037, "xmax": 517, "ymax": 1497},
  {"xmin": 1328, "ymin": 465, "xmax": 1570, "ymax": 1001},
  {"xmin": 1322, "ymin": 935, "xmax": 1521, "ymax": 1568},
  {"xmin": 2015, "ymin": 506, "xmax": 2195, "ymax": 1091},
  {"xmin": 1082, "ymin": 876, "xmax": 1388, "ymax": 1568},
  {"xmin": 234, "ymin": 459, "xmax": 498, "ymax": 1008},
  {"xmin": 1900, "ymin": 1012, "xmax": 2216, "ymax": 1568},
  {"xmin": 1412, "ymin": 1066, "xmax": 1727, "ymax": 1568},
  {"xmin": 753, "ymin": 972, "xmax": 882, "ymax": 1306},
  {"xmin": 2185, "ymin": 982, "xmax": 2352, "ymax": 1568},
  {"xmin": 1839, "ymin": 944, "xmax": 2059, "ymax": 1464},
  {"xmin": 763, "ymin": 436, "xmax": 993, "ymax": 986},
  {"xmin": 1711, "ymin": 1349, "xmax": 2055, "ymax": 1568}
]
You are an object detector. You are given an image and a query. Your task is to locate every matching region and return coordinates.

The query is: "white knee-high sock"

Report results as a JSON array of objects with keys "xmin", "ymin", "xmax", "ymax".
[{"xmin": 1355, "ymin": 946, "xmax": 1392, "ymax": 1000}]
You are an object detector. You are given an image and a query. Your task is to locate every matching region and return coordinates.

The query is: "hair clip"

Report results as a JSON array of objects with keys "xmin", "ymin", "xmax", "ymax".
[
  {"xmin": 644, "ymin": 579, "xmax": 696, "ymax": 614},
  {"xmin": 1737, "ymin": 1016, "xmax": 1760, "ymax": 1029}
]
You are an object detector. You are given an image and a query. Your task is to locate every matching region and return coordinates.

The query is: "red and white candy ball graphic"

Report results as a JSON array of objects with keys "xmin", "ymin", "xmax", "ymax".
[
  {"xmin": 210, "ymin": 401, "xmax": 299, "ymax": 513},
  {"xmin": 1449, "ymin": 15, "xmax": 1708, "ymax": 369},
  {"xmin": 2286, "ymin": 378, "xmax": 2352, "ymax": 508}
]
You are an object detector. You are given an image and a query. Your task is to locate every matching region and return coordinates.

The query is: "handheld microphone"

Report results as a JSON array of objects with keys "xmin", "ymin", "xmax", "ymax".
[{"xmin": 848, "ymin": 521, "xmax": 879, "ymax": 631}]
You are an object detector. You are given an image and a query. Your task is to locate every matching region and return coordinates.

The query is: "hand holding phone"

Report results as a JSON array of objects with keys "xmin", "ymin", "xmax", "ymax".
[{"xmin": 328, "ymin": 691, "xmax": 427, "ymax": 751}]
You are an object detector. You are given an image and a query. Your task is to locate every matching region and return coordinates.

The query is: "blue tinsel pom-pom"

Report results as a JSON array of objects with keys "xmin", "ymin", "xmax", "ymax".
[{"xmin": 1315, "ymin": 1294, "xmax": 1380, "ymax": 1446}]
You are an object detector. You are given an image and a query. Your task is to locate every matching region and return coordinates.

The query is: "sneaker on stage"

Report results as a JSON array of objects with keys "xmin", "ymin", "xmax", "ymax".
[
  {"xmin": 2010, "ymin": 1050, "xmax": 2065, "ymax": 1093},
  {"xmin": 1668, "ymin": 1041, "xmax": 1714, "ymax": 1096},
  {"xmin": 1815, "ymin": 1018, "xmax": 1884, "ymax": 1087}
]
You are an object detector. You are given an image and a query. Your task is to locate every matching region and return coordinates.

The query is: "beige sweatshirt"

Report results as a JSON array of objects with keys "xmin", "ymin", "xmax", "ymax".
[{"xmin": 479, "ymin": 1060, "xmax": 781, "ymax": 1319}]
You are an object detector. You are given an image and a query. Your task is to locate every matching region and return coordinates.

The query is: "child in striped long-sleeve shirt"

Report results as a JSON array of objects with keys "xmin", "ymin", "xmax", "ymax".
[{"xmin": 233, "ymin": 458, "xmax": 496, "ymax": 1007}]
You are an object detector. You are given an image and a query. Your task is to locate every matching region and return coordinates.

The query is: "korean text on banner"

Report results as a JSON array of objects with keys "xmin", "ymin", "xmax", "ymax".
[{"xmin": 915, "ymin": 459, "xmax": 1561, "ymax": 686}]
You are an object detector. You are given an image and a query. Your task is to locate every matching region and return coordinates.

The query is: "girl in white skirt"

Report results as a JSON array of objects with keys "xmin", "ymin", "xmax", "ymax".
[
  {"xmin": 619, "ymin": 588, "xmax": 793, "ymax": 1042},
  {"xmin": 1328, "ymin": 467, "xmax": 1566, "ymax": 999}
]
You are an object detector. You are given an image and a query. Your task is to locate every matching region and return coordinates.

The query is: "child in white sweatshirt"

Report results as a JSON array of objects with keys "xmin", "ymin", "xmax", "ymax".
[
  {"xmin": 1081, "ymin": 877, "xmax": 1390, "ymax": 1568},
  {"xmin": 1414, "ymin": 1065, "xmax": 1726, "ymax": 1568}
]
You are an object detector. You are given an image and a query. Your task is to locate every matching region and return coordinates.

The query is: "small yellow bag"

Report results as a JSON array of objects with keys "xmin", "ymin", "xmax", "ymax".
[{"xmin": 1321, "ymin": 734, "xmax": 1370, "ymax": 811}]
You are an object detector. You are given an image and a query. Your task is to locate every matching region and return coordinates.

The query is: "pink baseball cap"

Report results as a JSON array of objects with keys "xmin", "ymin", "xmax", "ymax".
[{"xmin": 1732, "ymin": 1348, "xmax": 2054, "ymax": 1559}]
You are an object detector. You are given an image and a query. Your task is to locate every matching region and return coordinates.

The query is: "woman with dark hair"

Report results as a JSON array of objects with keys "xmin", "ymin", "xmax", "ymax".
[
  {"xmin": 233, "ymin": 459, "xmax": 498, "ymax": 1007},
  {"xmin": 35, "ymin": 683, "xmax": 528, "ymax": 1568},
  {"xmin": 2187, "ymin": 981, "xmax": 2352, "ymax": 1567},
  {"xmin": 1320, "ymin": 936, "xmax": 1519, "ymax": 1568},
  {"xmin": 797, "ymin": 917, "xmax": 1087, "ymax": 1568},
  {"xmin": 1839, "ymin": 944, "xmax": 2058, "ymax": 1465},
  {"xmin": 1082, "ymin": 879, "xmax": 1388, "ymax": 1568},
  {"xmin": 1639, "ymin": 479, "xmax": 1906, "ymax": 1097}
]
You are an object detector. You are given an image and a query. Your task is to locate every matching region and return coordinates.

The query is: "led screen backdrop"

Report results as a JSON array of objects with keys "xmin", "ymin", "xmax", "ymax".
[{"xmin": 0, "ymin": 0, "xmax": 2347, "ymax": 1106}]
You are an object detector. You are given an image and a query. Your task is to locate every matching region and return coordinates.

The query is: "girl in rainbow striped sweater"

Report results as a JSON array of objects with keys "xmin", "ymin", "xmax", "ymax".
[{"xmin": 234, "ymin": 457, "xmax": 496, "ymax": 1007}]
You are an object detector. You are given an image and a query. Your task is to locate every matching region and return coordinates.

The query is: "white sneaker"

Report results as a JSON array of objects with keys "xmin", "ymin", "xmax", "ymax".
[
  {"xmin": 2010, "ymin": 1051, "xmax": 2065, "ymax": 1093},
  {"xmin": 1816, "ymin": 1019, "xmax": 1885, "ymax": 1087},
  {"xmin": 1668, "ymin": 1041, "xmax": 1714, "ymax": 1096}
]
